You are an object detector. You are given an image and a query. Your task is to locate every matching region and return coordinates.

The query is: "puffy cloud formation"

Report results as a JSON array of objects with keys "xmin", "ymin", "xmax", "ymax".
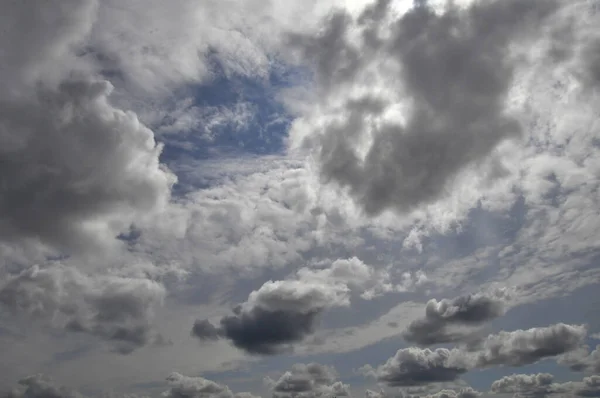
[
  {"xmin": 491, "ymin": 373, "xmax": 600, "ymax": 397},
  {"xmin": 296, "ymin": 257, "xmax": 427, "ymax": 300},
  {"xmin": 287, "ymin": 0, "xmax": 559, "ymax": 216},
  {"xmin": 362, "ymin": 348, "xmax": 471, "ymax": 387},
  {"xmin": 191, "ymin": 256, "xmax": 425, "ymax": 354},
  {"xmin": 559, "ymin": 345, "xmax": 600, "ymax": 374},
  {"xmin": 163, "ymin": 372, "xmax": 259, "ymax": 398},
  {"xmin": 402, "ymin": 290, "xmax": 507, "ymax": 345},
  {"xmin": 1, "ymin": 374, "xmax": 83, "ymax": 398},
  {"xmin": 0, "ymin": 0, "xmax": 175, "ymax": 256},
  {"xmin": 474, "ymin": 323, "xmax": 587, "ymax": 367},
  {"xmin": 362, "ymin": 322, "xmax": 587, "ymax": 388},
  {"xmin": 491, "ymin": 373, "xmax": 564, "ymax": 397},
  {"xmin": 421, "ymin": 388, "xmax": 481, "ymax": 398},
  {"xmin": 265, "ymin": 363, "xmax": 349, "ymax": 398},
  {"xmin": 0, "ymin": 263, "xmax": 166, "ymax": 354},
  {"xmin": 192, "ymin": 278, "xmax": 350, "ymax": 354},
  {"xmin": 1, "ymin": 372, "xmax": 259, "ymax": 398}
]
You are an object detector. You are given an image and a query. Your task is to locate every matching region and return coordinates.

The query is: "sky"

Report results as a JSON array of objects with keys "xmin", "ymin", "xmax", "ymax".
[{"xmin": 1, "ymin": 0, "xmax": 600, "ymax": 397}]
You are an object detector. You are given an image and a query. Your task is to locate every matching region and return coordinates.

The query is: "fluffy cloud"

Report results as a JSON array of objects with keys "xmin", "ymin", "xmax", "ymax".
[
  {"xmin": 163, "ymin": 372, "xmax": 259, "ymax": 398},
  {"xmin": 296, "ymin": 257, "xmax": 427, "ymax": 300},
  {"xmin": 421, "ymin": 388, "xmax": 481, "ymax": 398},
  {"xmin": 0, "ymin": 0, "xmax": 176, "ymax": 258},
  {"xmin": 474, "ymin": 323, "xmax": 587, "ymax": 367},
  {"xmin": 402, "ymin": 290, "xmax": 508, "ymax": 345},
  {"xmin": 0, "ymin": 263, "xmax": 166, "ymax": 354},
  {"xmin": 192, "ymin": 278, "xmax": 349, "ymax": 355},
  {"xmin": 286, "ymin": 0, "xmax": 559, "ymax": 216},
  {"xmin": 490, "ymin": 373, "xmax": 564, "ymax": 397},
  {"xmin": 491, "ymin": 373, "xmax": 600, "ymax": 398},
  {"xmin": 558, "ymin": 345, "xmax": 600, "ymax": 374},
  {"xmin": 2, "ymin": 374, "xmax": 83, "ymax": 398},
  {"xmin": 362, "ymin": 348, "xmax": 471, "ymax": 387},
  {"xmin": 265, "ymin": 363, "xmax": 349, "ymax": 398}
]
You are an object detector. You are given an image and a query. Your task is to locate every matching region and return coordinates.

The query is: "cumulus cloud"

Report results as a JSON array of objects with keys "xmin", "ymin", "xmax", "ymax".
[
  {"xmin": 296, "ymin": 257, "xmax": 427, "ymax": 300},
  {"xmin": 421, "ymin": 388, "xmax": 481, "ymax": 398},
  {"xmin": 163, "ymin": 372, "xmax": 259, "ymax": 398},
  {"xmin": 362, "ymin": 348, "xmax": 471, "ymax": 387},
  {"xmin": 287, "ymin": 0, "xmax": 559, "ymax": 216},
  {"xmin": 558, "ymin": 345, "xmax": 600, "ymax": 374},
  {"xmin": 1, "ymin": 374, "xmax": 83, "ymax": 398},
  {"xmin": 490, "ymin": 373, "xmax": 564, "ymax": 397},
  {"xmin": 491, "ymin": 373, "xmax": 600, "ymax": 398},
  {"xmin": 0, "ymin": 0, "xmax": 177, "ymax": 259},
  {"xmin": 192, "ymin": 278, "xmax": 349, "ymax": 354},
  {"xmin": 265, "ymin": 363, "xmax": 349, "ymax": 398},
  {"xmin": 0, "ymin": 263, "xmax": 166, "ymax": 354},
  {"xmin": 474, "ymin": 323, "xmax": 587, "ymax": 367},
  {"xmin": 402, "ymin": 290, "xmax": 508, "ymax": 345}
]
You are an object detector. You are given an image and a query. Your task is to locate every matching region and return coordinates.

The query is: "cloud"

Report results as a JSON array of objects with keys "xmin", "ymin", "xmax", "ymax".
[
  {"xmin": 362, "ymin": 347, "xmax": 471, "ymax": 387},
  {"xmin": 296, "ymin": 257, "xmax": 427, "ymax": 300},
  {"xmin": 421, "ymin": 388, "xmax": 481, "ymax": 398},
  {"xmin": 490, "ymin": 373, "xmax": 564, "ymax": 397},
  {"xmin": 265, "ymin": 363, "xmax": 349, "ymax": 398},
  {"xmin": 0, "ymin": 263, "xmax": 166, "ymax": 354},
  {"xmin": 474, "ymin": 323, "xmax": 587, "ymax": 367},
  {"xmin": 192, "ymin": 278, "xmax": 349, "ymax": 355},
  {"xmin": 0, "ymin": 1, "xmax": 175, "ymax": 257},
  {"xmin": 491, "ymin": 373, "xmax": 600, "ymax": 398},
  {"xmin": 163, "ymin": 372, "xmax": 259, "ymax": 398},
  {"xmin": 286, "ymin": 0, "xmax": 559, "ymax": 216},
  {"xmin": 2, "ymin": 374, "xmax": 83, "ymax": 398},
  {"xmin": 558, "ymin": 345, "xmax": 600, "ymax": 374},
  {"xmin": 402, "ymin": 289, "xmax": 508, "ymax": 345}
]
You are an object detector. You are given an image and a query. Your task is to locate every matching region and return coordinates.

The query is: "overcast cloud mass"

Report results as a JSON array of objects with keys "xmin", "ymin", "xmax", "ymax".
[{"xmin": 1, "ymin": 0, "xmax": 600, "ymax": 397}]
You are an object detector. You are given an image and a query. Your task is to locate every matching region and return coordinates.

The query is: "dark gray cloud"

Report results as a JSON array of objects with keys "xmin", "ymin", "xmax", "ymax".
[
  {"xmin": 192, "ymin": 279, "xmax": 348, "ymax": 355},
  {"xmin": 265, "ymin": 363, "xmax": 348, "ymax": 398},
  {"xmin": 491, "ymin": 373, "xmax": 600, "ymax": 398},
  {"xmin": 363, "ymin": 347, "xmax": 471, "ymax": 387},
  {"xmin": 0, "ymin": 264, "xmax": 166, "ymax": 354},
  {"xmin": 288, "ymin": 0, "xmax": 559, "ymax": 216},
  {"xmin": 474, "ymin": 323, "xmax": 586, "ymax": 367},
  {"xmin": 402, "ymin": 290, "xmax": 507, "ymax": 346}
]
